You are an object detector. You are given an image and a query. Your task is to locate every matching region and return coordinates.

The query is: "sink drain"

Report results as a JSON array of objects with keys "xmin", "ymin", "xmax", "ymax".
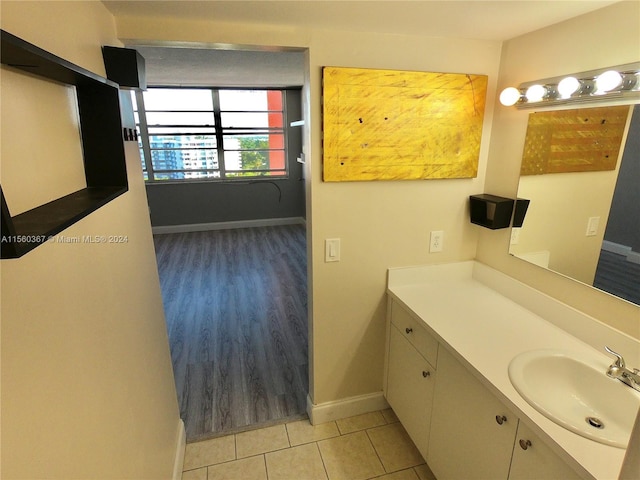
[{"xmin": 586, "ymin": 417, "xmax": 604, "ymax": 429}]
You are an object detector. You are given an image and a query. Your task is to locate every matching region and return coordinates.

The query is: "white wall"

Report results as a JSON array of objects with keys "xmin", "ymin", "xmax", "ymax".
[
  {"xmin": 113, "ymin": 13, "xmax": 502, "ymax": 406},
  {"xmin": 0, "ymin": 2, "xmax": 181, "ymax": 478},
  {"xmin": 479, "ymin": 1, "xmax": 640, "ymax": 339}
]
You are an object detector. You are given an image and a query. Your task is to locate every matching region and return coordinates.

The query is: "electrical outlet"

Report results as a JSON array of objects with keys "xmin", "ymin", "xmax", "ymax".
[
  {"xmin": 510, "ymin": 228, "xmax": 521, "ymax": 245},
  {"xmin": 430, "ymin": 231, "xmax": 444, "ymax": 253}
]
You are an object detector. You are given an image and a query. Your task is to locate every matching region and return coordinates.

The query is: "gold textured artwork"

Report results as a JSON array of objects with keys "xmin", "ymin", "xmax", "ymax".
[
  {"xmin": 520, "ymin": 105, "xmax": 630, "ymax": 175},
  {"xmin": 322, "ymin": 66, "xmax": 488, "ymax": 181}
]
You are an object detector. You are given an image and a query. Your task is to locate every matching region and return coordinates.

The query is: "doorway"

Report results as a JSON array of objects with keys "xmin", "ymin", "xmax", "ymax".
[{"xmin": 132, "ymin": 45, "xmax": 310, "ymax": 441}]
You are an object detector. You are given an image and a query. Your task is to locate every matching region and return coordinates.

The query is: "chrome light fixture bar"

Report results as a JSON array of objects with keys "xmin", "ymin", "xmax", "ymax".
[{"xmin": 499, "ymin": 62, "xmax": 640, "ymax": 109}]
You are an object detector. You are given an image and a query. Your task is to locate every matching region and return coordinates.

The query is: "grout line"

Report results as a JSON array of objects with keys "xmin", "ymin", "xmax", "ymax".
[
  {"xmin": 262, "ymin": 454, "xmax": 268, "ymax": 480},
  {"xmin": 366, "ymin": 467, "xmax": 420, "ymax": 480},
  {"xmin": 314, "ymin": 441, "xmax": 331, "ymax": 480},
  {"xmin": 365, "ymin": 427, "xmax": 388, "ymax": 474},
  {"xmin": 233, "ymin": 433, "xmax": 238, "ymax": 460},
  {"xmin": 284, "ymin": 422, "xmax": 292, "ymax": 446},
  {"xmin": 284, "ymin": 422, "xmax": 292, "ymax": 448},
  {"xmin": 412, "ymin": 465, "xmax": 425, "ymax": 480},
  {"xmin": 205, "ymin": 453, "xmax": 269, "ymax": 470},
  {"xmin": 189, "ymin": 410, "xmax": 421, "ymax": 478}
]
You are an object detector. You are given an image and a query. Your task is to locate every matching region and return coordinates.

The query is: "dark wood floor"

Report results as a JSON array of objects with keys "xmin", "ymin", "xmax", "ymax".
[
  {"xmin": 594, "ymin": 249, "xmax": 640, "ymax": 305},
  {"xmin": 154, "ymin": 224, "xmax": 309, "ymax": 441}
]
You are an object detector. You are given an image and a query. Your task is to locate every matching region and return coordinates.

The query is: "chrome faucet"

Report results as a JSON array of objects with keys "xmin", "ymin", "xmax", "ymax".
[{"xmin": 605, "ymin": 346, "xmax": 640, "ymax": 393}]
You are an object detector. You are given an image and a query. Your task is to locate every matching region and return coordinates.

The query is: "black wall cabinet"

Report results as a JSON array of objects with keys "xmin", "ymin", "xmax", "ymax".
[
  {"xmin": 102, "ymin": 46, "xmax": 146, "ymax": 89},
  {"xmin": 0, "ymin": 30, "xmax": 128, "ymax": 259}
]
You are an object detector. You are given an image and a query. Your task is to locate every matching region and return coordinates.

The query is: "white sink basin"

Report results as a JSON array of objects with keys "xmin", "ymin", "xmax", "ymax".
[{"xmin": 508, "ymin": 349, "xmax": 640, "ymax": 448}]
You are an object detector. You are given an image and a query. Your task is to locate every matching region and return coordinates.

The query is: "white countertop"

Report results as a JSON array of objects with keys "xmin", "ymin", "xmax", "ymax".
[{"xmin": 387, "ymin": 261, "xmax": 638, "ymax": 480}]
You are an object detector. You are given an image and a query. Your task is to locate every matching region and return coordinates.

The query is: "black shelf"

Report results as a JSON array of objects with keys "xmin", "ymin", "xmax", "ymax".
[
  {"xmin": 1, "ymin": 30, "xmax": 128, "ymax": 259},
  {"xmin": 1, "ymin": 187, "xmax": 126, "ymax": 258},
  {"xmin": 469, "ymin": 194, "xmax": 515, "ymax": 230}
]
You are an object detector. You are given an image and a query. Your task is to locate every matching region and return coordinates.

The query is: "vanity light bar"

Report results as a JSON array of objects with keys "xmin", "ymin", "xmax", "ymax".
[{"xmin": 499, "ymin": 62, "xmax": 640, "ymax": 108}]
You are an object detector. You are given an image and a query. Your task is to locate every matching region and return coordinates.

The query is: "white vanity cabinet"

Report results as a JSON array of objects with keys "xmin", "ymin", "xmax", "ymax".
[
  {"xmin": 385, "ymin": 300, "xmax": 437, "ymax": 459},
  {"xmin": 386, "ymin": 262, "xmax": 627, "ymax": 479},
  {"xmin": 509, "ymin": 422, "xmax": 583, "ymax": 480},
  {"xmin": 428, "ymin": 346, "xmax": 518, "ymax": 480},
  {"xmin": 427, "ymin": 346, "xmax": 585, "ymax": 480}
]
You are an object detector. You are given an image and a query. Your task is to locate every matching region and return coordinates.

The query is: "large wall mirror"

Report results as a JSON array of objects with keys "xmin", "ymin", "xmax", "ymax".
[{"xmin": 510, "ymin": 104, "xmax": 640, "ymax": 306}]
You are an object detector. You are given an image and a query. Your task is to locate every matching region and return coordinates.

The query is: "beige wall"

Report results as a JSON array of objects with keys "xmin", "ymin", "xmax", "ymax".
[
  {"xmin": 0, "ymin": 2, "xmax": 181, "ymax": 478},
  {"xmin": 114, "ymin": 14, "xmax": 502, "ymax": 405},
  {"xmin": 307, "ymin": 32, "xmax": 500, "ymax": 404},
  {"xmin": 3, "ymin": 2, "xmax": 638, "ymax": 475},
  {"xmin": 512, "ymin": 166, "xmax": 622, "ymax": 285},
  {"xmin": 113, "ymin": 0, "xmax": 639, "ymax": 408},
  {"xmin": 478, "ymin": 1, "xmax": 640, "ymax": 339}
]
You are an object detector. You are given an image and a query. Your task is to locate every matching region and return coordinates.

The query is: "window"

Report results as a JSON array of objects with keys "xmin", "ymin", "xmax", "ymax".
[{"xmin": 132, "ymin": 88, "xmax": 288, "ymax": 182}]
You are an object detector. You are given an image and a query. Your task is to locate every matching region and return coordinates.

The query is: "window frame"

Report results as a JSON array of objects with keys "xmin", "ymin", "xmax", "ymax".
[{"xmin": 133, "ymin": 87, "xmax": 290, "ymax": 184}]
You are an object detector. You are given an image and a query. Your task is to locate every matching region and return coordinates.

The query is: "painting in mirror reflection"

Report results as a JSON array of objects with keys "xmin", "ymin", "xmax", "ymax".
[{"xmin": 511, "ymin": 104, "xmax": 640, "ymax": 306}]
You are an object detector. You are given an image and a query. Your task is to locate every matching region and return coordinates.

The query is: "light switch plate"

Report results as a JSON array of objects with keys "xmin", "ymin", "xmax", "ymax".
[
  {"xmin": 325, "ymin": 238, "xmax": 340, "ymax": 262},
  {"xmin": 586, "ymin": 217, "xmax": 600, "ymax": 236}
]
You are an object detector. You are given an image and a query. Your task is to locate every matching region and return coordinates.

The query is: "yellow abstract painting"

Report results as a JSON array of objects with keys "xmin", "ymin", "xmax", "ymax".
[
  {"xmin": 520, "ymin": 105, "xmax": 630, "ymax": 175},
  {"xmin": 322, "ymin": 66, "xmax": 487, "ymax": 182}
]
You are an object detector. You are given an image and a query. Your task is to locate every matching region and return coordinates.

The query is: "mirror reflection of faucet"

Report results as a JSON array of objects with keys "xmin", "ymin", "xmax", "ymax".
[{"xmin": 605, "ymin": 346, "xmax": 640, "ymax": 392}]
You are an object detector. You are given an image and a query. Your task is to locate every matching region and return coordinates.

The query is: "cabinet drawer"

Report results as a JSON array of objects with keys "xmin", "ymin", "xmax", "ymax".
[{"xmin": 391, "ymin": 300, "xmax": 438, "ymax": 367}]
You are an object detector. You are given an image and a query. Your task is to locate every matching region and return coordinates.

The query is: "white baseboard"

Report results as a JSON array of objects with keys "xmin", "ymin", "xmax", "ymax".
[
  {"xmin": 601, "ymin": 240, "xmax": 640, "ymax": 264},
  {"xmin": 306, "ymin": 392, "xmax": 389, "ymax": 425},
  {"xmin": 172, "ymin": 419, "xmax": 186, "ymax": 480},
  {"xmin": 152, "ymin": 217, "xmax": 305, "ymax": 235},
  {"xmin": 602, "ymin": 240, "xmax": 632, "ymax": 256}
]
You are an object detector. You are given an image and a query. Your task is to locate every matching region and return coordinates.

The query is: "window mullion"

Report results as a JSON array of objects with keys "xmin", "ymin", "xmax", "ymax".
[{"xmin": 211, "ymin": 89, "xmax": 225, "ymax": 178}]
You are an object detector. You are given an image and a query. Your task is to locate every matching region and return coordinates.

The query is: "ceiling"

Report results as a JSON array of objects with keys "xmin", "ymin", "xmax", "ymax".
[
  {"xmin": 103, "ymin": 0, "xmax": 620, "ymax": 42},
  {"xmin": 102, "ymin": 1, "xmax": 622, "ymax": 87}
]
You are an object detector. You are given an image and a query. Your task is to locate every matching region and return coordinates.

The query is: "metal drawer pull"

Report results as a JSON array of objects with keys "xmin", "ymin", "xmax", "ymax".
[
  {"xmin": 405, "ymin": 327, "xmax": 413, "ymax": 334},
  {"xmin": 495, "ymin": 415, "xmax": 507, "ymax": 425},
  {"xmin": 519, "ymin": 439, "xmax": 532, "ymax": 450},
  {"xmin": 422, "ymin": 370, "xmax": 430, "ymax": 378}
]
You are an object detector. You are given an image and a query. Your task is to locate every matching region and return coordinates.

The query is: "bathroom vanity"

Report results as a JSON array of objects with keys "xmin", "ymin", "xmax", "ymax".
[{"xmin": 384, "ymin": 261, "xmax": 640, "ymax": 480}]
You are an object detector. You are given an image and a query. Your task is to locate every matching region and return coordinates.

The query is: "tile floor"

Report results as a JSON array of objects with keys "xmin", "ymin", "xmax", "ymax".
[{"xmin": 182, "ymin": 409, "xmax": 437, "ymax": 480}]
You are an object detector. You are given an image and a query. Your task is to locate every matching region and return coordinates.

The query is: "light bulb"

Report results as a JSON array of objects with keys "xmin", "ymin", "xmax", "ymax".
[
  {"xmin": 595, "ymin": 70, "xmax": 622, "ymax": 93},
  {"xmin": 620, "ymin": 72, "xmax": 640, "ymax": 90},
  {"xmin": 557, "ymin": 77, "xmax": 580, "ymax": 98},
  {"xmin": 525, "ymin": 84, "xmax": 547, "ymax": 102},
  {"xmin": 499, "ymin": 87, "xmax": 521, "ymax": 106}
]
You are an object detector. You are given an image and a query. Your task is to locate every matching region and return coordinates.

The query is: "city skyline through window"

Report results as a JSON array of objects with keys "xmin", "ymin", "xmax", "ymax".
[{"xmin": 132, "ymin": 88, "xmax": 288, "ymax": 182}]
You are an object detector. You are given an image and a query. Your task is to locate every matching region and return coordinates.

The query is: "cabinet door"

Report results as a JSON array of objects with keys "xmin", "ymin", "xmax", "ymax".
[
  {"xmin": 509, "ymin": 423, "xmax": 584, "ymax": 480},
  {"xmin": 386, "ymin": 324, "xmax": 435, "ymax": 460},
  {"xmin": 428, "ymin": 347, "xmax": 517, "ymax": 480}
]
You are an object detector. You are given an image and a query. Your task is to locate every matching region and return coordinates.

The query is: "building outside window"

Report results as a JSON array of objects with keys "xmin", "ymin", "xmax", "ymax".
[{"xmin": 132, "ymin": 88, "xmax": 288, "ymax": 182}]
